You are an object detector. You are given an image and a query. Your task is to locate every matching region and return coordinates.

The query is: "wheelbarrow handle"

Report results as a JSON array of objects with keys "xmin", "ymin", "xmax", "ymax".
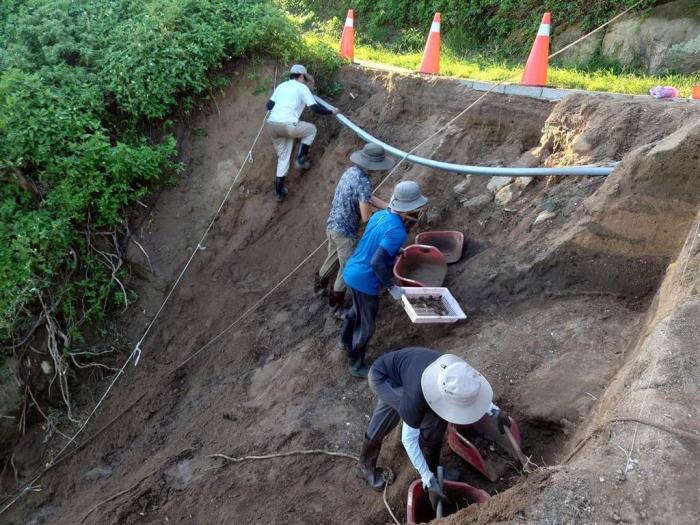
[{"xmin": 436, "ymin": 465, "xmax": 444, "ymax": 519}]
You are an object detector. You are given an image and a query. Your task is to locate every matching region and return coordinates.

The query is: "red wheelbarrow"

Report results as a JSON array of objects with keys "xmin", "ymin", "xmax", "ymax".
[
  {"xmin": 393, "ymin": 245, "xmax": 447, "ymax": 287},
  {"xmin": 406, "ymin": 478, "xmax": 490, "ymax": 523},
  {"xmin": 415, "ymin": 231, "xmax": 465, "ymax": 264},
  {"xmin": 447, "ymin": 414, "xmax": 522, "ymax": 482}
]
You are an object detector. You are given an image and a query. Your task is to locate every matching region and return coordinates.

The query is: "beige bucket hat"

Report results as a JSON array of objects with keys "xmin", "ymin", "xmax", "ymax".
[{"xmin": 420, "ymin": 354, "xmax": 493, "ymax": 425}]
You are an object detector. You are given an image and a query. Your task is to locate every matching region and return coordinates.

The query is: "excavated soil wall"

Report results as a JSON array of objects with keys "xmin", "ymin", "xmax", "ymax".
[{"xmin": 3, "ymin": 65, "xmax": 699, "ymax": 525}]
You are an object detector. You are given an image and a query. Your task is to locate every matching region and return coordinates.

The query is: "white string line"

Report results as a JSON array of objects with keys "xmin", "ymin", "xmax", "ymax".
[{"xmin": 0, "ymin": 68, "xmax": 279, "ymax": 517}]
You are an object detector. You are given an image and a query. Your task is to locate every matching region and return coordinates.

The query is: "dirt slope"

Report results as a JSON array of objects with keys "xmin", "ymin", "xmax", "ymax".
[{"xmin": 3, "ymin": 65, "xmax": 699, "ymax": 525}]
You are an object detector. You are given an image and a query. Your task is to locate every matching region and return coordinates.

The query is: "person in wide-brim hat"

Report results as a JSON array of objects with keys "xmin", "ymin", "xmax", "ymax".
[
  {"xmin": 265, "ymin": 64, "xmax": 339, "ymax": 201},
  {"xmin": 356, "ymin": 348, "xmax": 512, "ymax": 504},
  {"xmin": 340, "ymin": 180, "xmax": 428, "ymax": 379},
  {"xmin": 315, "ymin": 143, "xmax": 395, "ymax": 314},
  {"xmin": 349, "ymin": 143, "xmax": 396, "ymax": 171}
]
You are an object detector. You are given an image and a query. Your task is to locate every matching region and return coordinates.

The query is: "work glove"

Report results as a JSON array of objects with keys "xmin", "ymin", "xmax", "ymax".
[
  {"xmin": 426, "ymin": 476, "xmax": 450, "ymax": 511},
  {"xmin": 388, "ymin": 285, "xmax": 405, "ymax": 302},
  {"xmin": 492, "ymin": 409, "xmax": 512, "ymax": 434}
]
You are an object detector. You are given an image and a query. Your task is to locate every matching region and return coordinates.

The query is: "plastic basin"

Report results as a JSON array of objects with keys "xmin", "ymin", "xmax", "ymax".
[
  {"xmin": 415, "ymin": 231, "xmax": 465, "ymax": 264},
  {"xmin": 406, "ymin": 478, "xmax": 490, "ymax": 523},
  {"xmin": 447, "ymin": 414, "xmax": 522, "ymax": 481},
  {"xmin": 393, "ymin": 244, "xmax": 447, "ymax": 287}
]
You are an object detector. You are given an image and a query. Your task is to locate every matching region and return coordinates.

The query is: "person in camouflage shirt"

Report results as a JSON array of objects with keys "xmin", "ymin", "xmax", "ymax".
[{"xmin": 315, "ymin": 143, "xmax": 394, "ymax": 311}]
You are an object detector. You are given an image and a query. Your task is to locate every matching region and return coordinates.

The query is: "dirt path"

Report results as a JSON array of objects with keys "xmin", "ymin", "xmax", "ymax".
[{"xmin": 4, "ymin": 65, "xmax": 700, "ymax": 525}]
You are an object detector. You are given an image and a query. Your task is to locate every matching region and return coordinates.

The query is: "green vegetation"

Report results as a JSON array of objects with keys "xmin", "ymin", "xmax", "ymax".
[
  {"xmin": 279, "ymin": 1, "xmax": 657, "ymax": 58},
  {"xmin": 354, "ymin": 46, "xmax": 700, "ymax": 97},
  {"xmin": 0, "ymin": 1, "xmax": 340, "ymax": 369}
]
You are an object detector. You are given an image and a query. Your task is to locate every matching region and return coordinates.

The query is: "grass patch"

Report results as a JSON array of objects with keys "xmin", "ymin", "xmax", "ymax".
[{"xmin": 355, "ymin": 45, "xmax": 700, "ymax": 97}]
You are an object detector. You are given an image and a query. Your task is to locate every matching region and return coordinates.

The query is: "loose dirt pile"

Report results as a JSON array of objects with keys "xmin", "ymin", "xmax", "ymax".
[{"xmin": 2, "ymin": 65, "xmax": 699, "ymax": 525}]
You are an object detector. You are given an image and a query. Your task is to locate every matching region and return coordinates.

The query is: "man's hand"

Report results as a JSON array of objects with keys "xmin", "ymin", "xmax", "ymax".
[
  {"xmin": 332, "ymin": 107, "xmax": 340, "ymax": 115},
  {"xmin": 388, "ymin": 285, "xmax": 404, "ymax": 302},
  {"xmin": 492, "ymin": 409, "xmax": 512, "ymax": 434},
  {"xmin": 426, "ymin": 476, "xmax": 450, "ymax": 510}
]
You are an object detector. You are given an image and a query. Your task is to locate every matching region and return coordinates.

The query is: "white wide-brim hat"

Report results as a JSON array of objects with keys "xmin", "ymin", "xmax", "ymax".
[{"xmin": 421, "ymin": 354, "xmax": 493, "ymax": 425}]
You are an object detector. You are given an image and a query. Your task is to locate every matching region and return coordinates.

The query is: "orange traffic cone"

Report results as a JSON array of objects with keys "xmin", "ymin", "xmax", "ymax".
[
  {"xmin": 419, "ymin": 12, "xmax": 441, "ymax": 75},
  {"xmin": 521, "ymin": 12, "xmax": 551, "ymax": 87},
  {"xmin": 339, "ymin": 9, "xmax": 355, "ymax": 63}
]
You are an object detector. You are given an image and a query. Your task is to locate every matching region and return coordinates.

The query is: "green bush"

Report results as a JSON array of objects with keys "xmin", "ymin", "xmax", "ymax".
[{"xmin": 0, "ymin": 0, "xmax": 340, "ymax": 363}]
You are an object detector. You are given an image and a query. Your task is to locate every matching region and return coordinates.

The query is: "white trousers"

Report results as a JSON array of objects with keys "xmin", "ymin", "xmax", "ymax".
[{"xmin": 266, "ymin": 121, "xmax": 317, "ymax": 178}]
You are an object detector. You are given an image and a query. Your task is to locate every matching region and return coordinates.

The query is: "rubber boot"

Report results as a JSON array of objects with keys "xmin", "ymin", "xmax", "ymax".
[
  {"xmin": 275, "ymin": 177, "xmax": 288, "ymax": 201},
  {"xmin": 314, "ymin": 273, "xmax": 330, "ymax": 295},
  {"xmin": 357, "ymin": 437, "xmax": 386, "ymax": 491},
  {"xmin": 328, "ymin": 289, "xmax": 345, "ymax": 309},
  {"xmin": 295, "ymin": 143, "xmax": 311, "ymax": 170},
  {"xmin": 349, "ymin": 356, "xmax": 370, "ymax": 379}
]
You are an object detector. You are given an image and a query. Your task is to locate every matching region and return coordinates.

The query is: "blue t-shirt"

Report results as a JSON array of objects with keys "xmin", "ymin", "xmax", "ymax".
[
  {"xmin": 343, "ymin": 209, "xmax": 407, "ymax": 295},
  {"xmin": 326, "ymin": 166, "xmax": 373, "ymax": 240}
]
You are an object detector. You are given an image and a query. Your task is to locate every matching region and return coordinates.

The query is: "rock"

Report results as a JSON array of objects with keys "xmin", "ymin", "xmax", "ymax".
[
  {"xmin": 40, "ymin": 360, "xmax": 53, "ymax": 375},
  {"xmin": 542, "ymin": 198, "xmax": 557, "ymax": 212},
  {"xmin": 461, "ymin": 193, "xmax": 492, "ymax": 212},
  {"xmin": 425, "ymin": 206, "xmax": 443, "ymax": 225},
  {"xmin": 84, "ymin": 464, "xmax": 113, "ymax": 481},
  {"xmin": 533, "ymin": 210, "xmax": 558, "ymax": 225},
  {"xmin": 452, "ymin": 178, "xmax": 471, "ymax": 195},
  {"xmin": 601, "ymin": 1, "xmax": 700, "ymax": 75},
  {"xmin": 572, "ymin": 135, "xmax": 593, "ymax": 155},
  {"xmin": 552, "ymin": 22, "xmax": 604, "ymax": 65},
  {"xmin": 514, "ymin": 176, "xmax": 534, "ymax": 189},
  {"xmin": 486, "ymin": 176, "xmax": 513, "ymax": 193},
  {"xmin": 494, "ymin": 184, "xmax": 519, "ymax": 206}
]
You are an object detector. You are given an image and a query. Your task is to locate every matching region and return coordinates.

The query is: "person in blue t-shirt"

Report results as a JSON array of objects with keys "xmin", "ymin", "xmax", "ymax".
[{"xmin": 341, "ymin": 180, "xmax": 428, "ymax": 378}]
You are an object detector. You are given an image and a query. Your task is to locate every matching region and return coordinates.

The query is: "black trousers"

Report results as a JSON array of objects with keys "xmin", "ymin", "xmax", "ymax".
[
  {"xmin": 365, "ymin": 367, "xmax": 446, "ymax": 447},
  {"xmin": 341, "ymin": 286, "xmax": 379, "ymax": 364}
]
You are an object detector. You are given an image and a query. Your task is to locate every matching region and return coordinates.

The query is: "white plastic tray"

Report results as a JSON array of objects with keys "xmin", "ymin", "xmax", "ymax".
[{"xmin": 400, "ymin": 287, "xmax": 467, "ymax": 324}]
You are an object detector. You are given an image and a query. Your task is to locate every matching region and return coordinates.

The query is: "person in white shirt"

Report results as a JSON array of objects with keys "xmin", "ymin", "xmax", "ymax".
[
  {"xmin": 266, "ymin": 64, "xmax": 338, "ymax": 201},
  {"xmin": 358, "ymin": 348, "xmax": 511, "ymax": 509}
]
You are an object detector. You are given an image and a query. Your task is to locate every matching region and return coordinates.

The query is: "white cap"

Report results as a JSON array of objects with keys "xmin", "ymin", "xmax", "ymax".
[{"xmin": 290, "ymin": 64, "xmax": 308, "ymax": 75}]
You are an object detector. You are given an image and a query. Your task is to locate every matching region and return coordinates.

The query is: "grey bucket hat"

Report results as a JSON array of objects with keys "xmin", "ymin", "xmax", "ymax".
[
  {"xmin": 389, "ymin": 181, "xmax": 428, "ymax": 213},
  {"xmin": 349, "ymin": 143, "xmax": 396, "ymax": 171}
]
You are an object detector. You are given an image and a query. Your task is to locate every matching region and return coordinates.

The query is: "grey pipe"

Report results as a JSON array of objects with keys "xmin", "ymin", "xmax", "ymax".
[{"xmin": 316, "ymin": 96, "xmax": 615, "ymax": 177}]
